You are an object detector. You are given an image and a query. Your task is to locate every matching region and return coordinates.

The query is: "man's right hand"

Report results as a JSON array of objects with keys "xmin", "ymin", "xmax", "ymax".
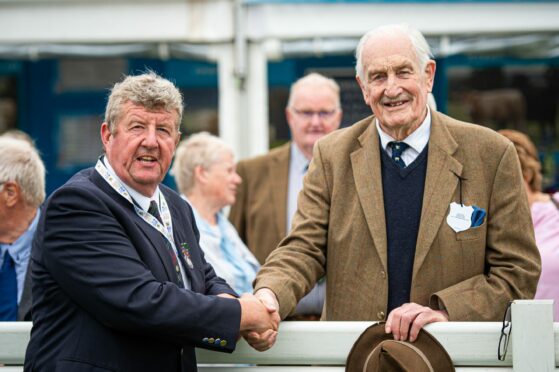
[{"xmin": 239, "ymin": 290, "xmax": 280, "ymax": 351}]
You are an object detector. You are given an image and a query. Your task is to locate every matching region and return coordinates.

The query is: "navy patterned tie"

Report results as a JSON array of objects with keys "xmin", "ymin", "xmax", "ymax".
[{"xmin": 388, "ymin": 141, "xmax": 409, "ymax": 168}]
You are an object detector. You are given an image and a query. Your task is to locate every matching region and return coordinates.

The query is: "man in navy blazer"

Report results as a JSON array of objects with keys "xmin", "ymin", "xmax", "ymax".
[{"xmin": 24, "ymin": 72, "xmax": 278, "ymax": 372}]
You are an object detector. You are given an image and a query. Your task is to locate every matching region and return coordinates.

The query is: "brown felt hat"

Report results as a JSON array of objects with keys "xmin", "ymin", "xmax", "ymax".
[{"xmin": 346, "ymin": 323, "xmax": 455, "ymax": 372}]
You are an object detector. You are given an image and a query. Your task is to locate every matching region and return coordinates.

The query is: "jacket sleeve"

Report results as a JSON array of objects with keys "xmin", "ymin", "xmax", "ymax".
[{"xmin": 431, "ymin": 142, "xmax": 541, "ymax": 320}]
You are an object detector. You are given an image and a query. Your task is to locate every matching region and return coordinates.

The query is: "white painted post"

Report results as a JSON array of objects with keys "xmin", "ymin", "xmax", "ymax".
[
  {"xmin": 511, "ymin": 299, "xmax": 555, "ymax": 371},
  {"xmin": 244, "ymin": 42, "xmax": 269, "ymax": 158},
  {"xmin": 217, "ymin": 44, "xmax": 243, "ymax": 158}
]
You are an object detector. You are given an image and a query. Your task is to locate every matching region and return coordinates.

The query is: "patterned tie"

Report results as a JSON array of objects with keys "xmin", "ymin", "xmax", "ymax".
[
  {"xmin": 148, "ymin": 201, "xmax": 185, "ymax": 287},
  {"xmin": 148, "ymin": 200, "xmax": 164, "ymax": 225},
  {"xmin": 0, "ymin": 252, "xmax": 18, "ymax": 321},
  {"xmin": 388, "ymin": 141, "xmax": 409, "ymax": 168}
]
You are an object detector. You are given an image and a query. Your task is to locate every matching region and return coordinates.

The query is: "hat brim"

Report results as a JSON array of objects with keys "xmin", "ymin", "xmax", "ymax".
[{"xmin": 345, "ymin": 322, "xmax": 455, "ymax": 372}]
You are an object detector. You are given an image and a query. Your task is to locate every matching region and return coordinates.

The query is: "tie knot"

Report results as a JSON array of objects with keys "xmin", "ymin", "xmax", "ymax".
[
  {"xmin": 388, "ymin": 141, "xmax": 409, "ymax": 156},
  {"xmin": 388, "ymin": 141, "xmax": 409, "ymax": 168}
]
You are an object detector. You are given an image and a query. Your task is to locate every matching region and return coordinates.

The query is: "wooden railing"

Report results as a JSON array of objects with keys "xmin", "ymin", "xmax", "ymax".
[{"xmin": 1, "ymin": 300, "xmax": 556, "ymax": 371}]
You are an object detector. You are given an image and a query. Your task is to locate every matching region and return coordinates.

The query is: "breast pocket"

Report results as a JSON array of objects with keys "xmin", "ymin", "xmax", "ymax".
[{"xmin": 456, "ymin": 223, "xmax": 486, "ymax": 241}]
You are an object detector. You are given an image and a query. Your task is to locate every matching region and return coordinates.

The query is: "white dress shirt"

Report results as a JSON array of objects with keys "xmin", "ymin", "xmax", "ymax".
[
  {"xmin": 287, "ymin": 143, "xmax": 310, "ymax": 231},
  {"xmin": 376, "ymin": 105, "xmax": 432, "ymax": 166}
]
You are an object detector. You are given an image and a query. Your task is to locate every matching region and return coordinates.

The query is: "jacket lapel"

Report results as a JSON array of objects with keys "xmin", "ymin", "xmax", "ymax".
[
  {"xmin": 90, "ymin": 169, "xmax": 179, "ymax": 285},
  {"xmin": 413, "ymin": 112, "xmax": 463, "ymax": 279},
  {"xmin": 350, "ymin": 120, "xmax": 388, "ymax": 271},
  {"xmin": 271, "ymin": 143, "xmax": 290, "ymax": 235}
]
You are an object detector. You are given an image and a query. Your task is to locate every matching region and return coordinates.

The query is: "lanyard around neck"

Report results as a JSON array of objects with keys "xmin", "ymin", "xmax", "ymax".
[{"xmin": 95, "ymin": 159, "xmax": 175, "ymax": 248}]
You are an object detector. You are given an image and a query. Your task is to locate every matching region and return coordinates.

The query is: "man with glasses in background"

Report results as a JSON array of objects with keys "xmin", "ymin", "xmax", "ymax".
[{"xmin": 230, "ymin": 72, "xmax": 342, "ymax": 319}]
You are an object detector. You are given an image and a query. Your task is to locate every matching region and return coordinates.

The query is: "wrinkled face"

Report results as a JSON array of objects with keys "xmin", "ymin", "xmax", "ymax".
[
  {"xmin": 101, "ymin": 101, "xmax": 180, "ymax": 197},
  {"xmin": 202, "ymin": 151, "xmax": 242, "ymax": 209},
  {"xmin": 286, "ymin": 84, "xmax": 342, "ymax": 158},
  {"xmin": 357, "ymin": 33, "xmax": 435, "ymax": 136}
]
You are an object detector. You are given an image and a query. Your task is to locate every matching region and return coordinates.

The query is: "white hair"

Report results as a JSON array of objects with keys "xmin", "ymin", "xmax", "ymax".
[
  {"xmin": 355, "ymin": 23, "xmax": 433, "ymax": 82},
  {"xmin": 171, "ymin": 132, "xmax": 234, "ymax": 194},
  {"xmin": 287, "ymin": 72, "xmax": 341, "ymax": 108},
  {"xmin": 0, "ymin": 136, "xmax": 46, "ymax": 207}
]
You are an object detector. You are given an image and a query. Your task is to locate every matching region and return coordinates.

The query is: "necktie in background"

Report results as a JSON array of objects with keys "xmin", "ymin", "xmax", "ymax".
[
  {"xmin": 388, "ymin": 141, "xmax": 409, "ymax": 168},
  {"xmin": 0, "ymin": 252, "xmax": 18, "ymax": 320},
  {"xmin": 148, "ymin": 200, "xmax": 185, "ymax": 287}
]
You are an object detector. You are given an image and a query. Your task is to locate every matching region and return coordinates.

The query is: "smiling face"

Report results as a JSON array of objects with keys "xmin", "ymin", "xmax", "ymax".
[
  {"xmin": 356, "ymin": 31, "xmax": 436, "ymax": 139},
  {"xmin": 201, "ymin": 151, "xmax": 242, "ymax": 209},
  {"xmin": 101, "ymin": 101, "xmax": 180, "ymax": 197}
]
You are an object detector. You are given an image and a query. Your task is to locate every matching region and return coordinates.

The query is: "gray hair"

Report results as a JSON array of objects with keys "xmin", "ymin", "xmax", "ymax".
[
  {"xmin": 355, "ymin": 23, "xmax": 433, "ymax": 82},
  {"xmin": 105, "ymin": 71, "xmax": 184, "ymax": 133},
  {"xmin": 0, "ymin": 136, "xmax": 45, "ymax": 207},
  {"xmin": 287, "ymin": 72, "xmax": 341, "ymax": 108},
  {"xmin": 171, "ymin": 132, "xmax": 234, "ymax": 195}
]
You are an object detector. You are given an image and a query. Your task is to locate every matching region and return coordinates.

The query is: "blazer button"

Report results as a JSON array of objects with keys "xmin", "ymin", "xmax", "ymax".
[
  {"xmin": 220, "ymin": 340, "xmax": 227, "ymax": 347},
  {"xmin": 380, "ymin": 271, "xmax": 386, "ymax": 279},
  {"xmin": 208, "ymin": 338, "xmax": 215, "ymax": 344},
  {"xmin": 214, "ymin": 338, "xmax": 221, "ymax": 345},
  {"xmin": 377, "ymin": 311, "xmax": 385, "ymax": 320},
  {"xmin": 202, "ymin": 337, "xmax": 208, "ymax": 343}
]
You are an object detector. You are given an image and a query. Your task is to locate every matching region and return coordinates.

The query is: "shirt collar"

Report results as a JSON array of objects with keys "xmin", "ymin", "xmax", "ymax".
[
  {"xmin": 376, "ymin": 105, "xmax": 431, "ymax": 153},
  {"xmin": 290, "ymin": 142, "xmax": 310, "ymax": 173},
  {"xmin": 103, "ymin": 156, "xmax": 160, "ymax": 212}
]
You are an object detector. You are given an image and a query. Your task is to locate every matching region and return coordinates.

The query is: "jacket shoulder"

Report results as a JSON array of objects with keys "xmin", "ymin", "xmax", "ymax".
[
  {"xmin": 435, "ymin": 112, "xmax": 512, "ymax": 151},
  {"xmin": 316, "ymin": 116, "xmax": 374, "ymax": 153}
]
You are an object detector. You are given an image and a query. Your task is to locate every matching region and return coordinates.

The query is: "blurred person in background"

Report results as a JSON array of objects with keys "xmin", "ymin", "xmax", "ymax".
[
  {"xmin": 499, "ymin": 129, "xmax": 559, "ymax": 320},
  {"xmin": 171, "ymin": 132, "xmax": 259, "ymax": 295},
  {"xmin": 0, "ymin": 136, "xmax": 45, "ymax": 321},
  {"xmin": 229, "ymin": 72, "xmax": 342, "ymax": 319}
]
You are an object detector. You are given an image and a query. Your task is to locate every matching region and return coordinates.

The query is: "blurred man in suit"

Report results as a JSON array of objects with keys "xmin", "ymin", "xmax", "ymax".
[
  {"xmin": 0, "ymin": 136, "xmax": 44, "ymax": 321},
  {"xmin": 250, "ymin": 23, "xmax": 540, "ymax": 346},
  {"xmin": 24, "ymin": 72, "xmax": 278, "ymax": 372},
  {"xmin": 230, "ymin": 73, "xmax": 342, "ymax": 318}
]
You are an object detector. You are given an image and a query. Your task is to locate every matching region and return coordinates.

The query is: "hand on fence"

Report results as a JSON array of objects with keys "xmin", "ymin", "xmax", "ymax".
[{"xmin": 385, "ymin": 302, "xmax": 449, "ymax": 342}]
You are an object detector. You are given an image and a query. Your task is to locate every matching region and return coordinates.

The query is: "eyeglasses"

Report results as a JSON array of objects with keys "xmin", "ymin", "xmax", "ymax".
[
  {"xmin": 291, "ymin": 108, "xmax": 338, "ymax": 120},
  {"xmin": 497, "ymin": 301, "xmax": 512, "ymax": 361}
]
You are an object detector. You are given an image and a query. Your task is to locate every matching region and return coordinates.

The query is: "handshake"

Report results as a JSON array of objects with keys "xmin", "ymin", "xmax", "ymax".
[{"xmin": 238, "ymin": 288, "xmax": 281, "ymax": 351}]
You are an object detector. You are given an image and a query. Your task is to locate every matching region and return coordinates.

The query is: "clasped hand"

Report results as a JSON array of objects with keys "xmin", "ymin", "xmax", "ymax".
[{"xmin": 239, "ymin": 290, "xmax": 280, "ymax": 351}]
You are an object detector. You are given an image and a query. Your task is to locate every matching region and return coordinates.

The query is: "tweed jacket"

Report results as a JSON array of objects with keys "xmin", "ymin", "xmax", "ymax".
[
  {"xmin": 229, "ymin": 142, "xmax": 291, "ymax": 264},
  {"xmin": 254, "ymin": 111, "xmax": 541, "ymax": 321}
]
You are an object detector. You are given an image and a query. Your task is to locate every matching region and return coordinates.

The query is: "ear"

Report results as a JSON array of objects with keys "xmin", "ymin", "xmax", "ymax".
[
  {"xmin": 356, "ymin": 75, "xmax": 370, "ymax": 104},
  {"xmin": 424, "ymin": 60, "xmax": 437, "ymax": 93},
  {"xmin": 194, "ymin": 165, "xmax": 207, "ymax": 185},
  {"xmin": 100, "ymin": 122, "xmax": 112, "ymax": 148},
  {"xmin": 1, "ymin": 181, "xmax": 21, "ymax": 208},
  {"xmin": 285, "ymin": 107, "xmax": 295, "ymax": 130}
]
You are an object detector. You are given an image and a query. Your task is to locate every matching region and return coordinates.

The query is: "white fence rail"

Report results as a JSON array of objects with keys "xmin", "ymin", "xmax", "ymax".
[{"xmin": 1, "ymin": 300, "xmax": 557, "ymax": 371}]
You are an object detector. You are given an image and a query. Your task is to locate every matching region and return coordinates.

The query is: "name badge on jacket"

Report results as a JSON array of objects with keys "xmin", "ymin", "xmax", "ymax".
[{"xmin": 447, "ymin": 202, "xmax": 486, "ymax": 233}]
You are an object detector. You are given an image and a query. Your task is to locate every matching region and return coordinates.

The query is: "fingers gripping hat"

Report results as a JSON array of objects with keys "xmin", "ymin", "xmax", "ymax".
[{"xmin": 346, "ymin": 323, "xmax": 455, "ymax": 372}]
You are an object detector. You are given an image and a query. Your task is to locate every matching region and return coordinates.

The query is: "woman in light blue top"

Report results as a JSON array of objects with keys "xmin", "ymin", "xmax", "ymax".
[{"xmin": 171, "ymin": 132, "xmax": 259, "ymax": 294}]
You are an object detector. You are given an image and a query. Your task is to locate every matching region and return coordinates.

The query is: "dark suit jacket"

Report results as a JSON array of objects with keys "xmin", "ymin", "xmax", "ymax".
[
  {"xmin": 229, "ymin": 142, "xmax": 290, "ymax": 264},
  {"xmin": 24, "ymin": 167, "xmax": 241, "ymax": 372},
  {"xmin": 255, "ymin": 112, "xmax": 541, "ymax": 321}
]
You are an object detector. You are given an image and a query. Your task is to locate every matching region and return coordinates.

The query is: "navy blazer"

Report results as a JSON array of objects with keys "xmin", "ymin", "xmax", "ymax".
[{"xmin": 24, "ymin": 167, "xmax": 241, "ymax": 372}]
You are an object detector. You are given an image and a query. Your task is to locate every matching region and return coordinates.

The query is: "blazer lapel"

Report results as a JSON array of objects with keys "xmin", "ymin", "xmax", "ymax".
[
  {"xmin": 90, "ymin": 170, "xmax": 179, "ymax": 285},
  {"xmin": 350, "ymin": 120, "xmax": 388, "ymax": 271},
  {"xmin": 271, "ymin": 143, "xmax": 290, "ymax": 235},
  {"xmin": 413, "ymin": 112, "xmax": 463, "ymax": 279}
]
